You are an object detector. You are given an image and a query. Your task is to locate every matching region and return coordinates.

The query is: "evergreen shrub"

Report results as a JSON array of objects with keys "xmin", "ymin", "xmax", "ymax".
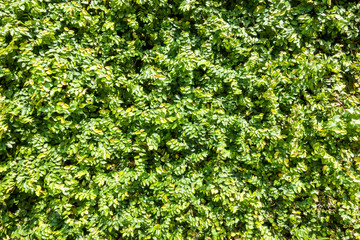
[{"xmin": 1, "ymin": 0, "xmax": 360, "ymax": 239}]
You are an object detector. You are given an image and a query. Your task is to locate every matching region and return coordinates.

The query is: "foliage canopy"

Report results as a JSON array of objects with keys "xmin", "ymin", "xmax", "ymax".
[{"xmin": 1, "ymin": 0, "xmax": 360, "ymax": 239}]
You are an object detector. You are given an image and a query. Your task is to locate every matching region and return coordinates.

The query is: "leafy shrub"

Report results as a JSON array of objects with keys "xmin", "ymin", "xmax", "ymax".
[{"xmin": 1, "ymin": 0, "xmax": 360, "ymax": 239}]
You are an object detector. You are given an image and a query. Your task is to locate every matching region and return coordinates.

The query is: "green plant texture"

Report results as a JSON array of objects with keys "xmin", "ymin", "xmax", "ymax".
[{"xmin": 1, "ymin": 0, "xmax": 360, "ymax": 239}]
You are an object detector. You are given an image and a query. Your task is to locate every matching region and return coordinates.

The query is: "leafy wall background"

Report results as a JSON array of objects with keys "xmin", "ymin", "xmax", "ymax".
[{"xmin": 1, "ymin": 0, "xmax": 360, "ymax": 239}]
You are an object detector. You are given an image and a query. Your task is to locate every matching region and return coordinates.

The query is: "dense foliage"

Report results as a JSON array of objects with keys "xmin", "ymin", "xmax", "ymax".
[{"xmin": 1, "ymin": 0, "xmax": 360, "ymax": 239}]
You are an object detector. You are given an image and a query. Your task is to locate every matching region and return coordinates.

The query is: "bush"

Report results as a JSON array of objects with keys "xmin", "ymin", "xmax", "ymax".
[{"xmin": 1, "ymin": 0, "xmax": 360, "ymax": 239}]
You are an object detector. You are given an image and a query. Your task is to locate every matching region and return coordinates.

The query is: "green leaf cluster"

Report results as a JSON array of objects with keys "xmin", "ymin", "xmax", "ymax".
[{"xmin": 1, "ymin": 0, "xmax": 360, "ymax": 239}]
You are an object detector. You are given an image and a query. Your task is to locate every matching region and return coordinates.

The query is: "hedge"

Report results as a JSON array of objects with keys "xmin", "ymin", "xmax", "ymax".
[{"xmin": 1, "ymin": 0, "xmax": 360, "ymax": 239}]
